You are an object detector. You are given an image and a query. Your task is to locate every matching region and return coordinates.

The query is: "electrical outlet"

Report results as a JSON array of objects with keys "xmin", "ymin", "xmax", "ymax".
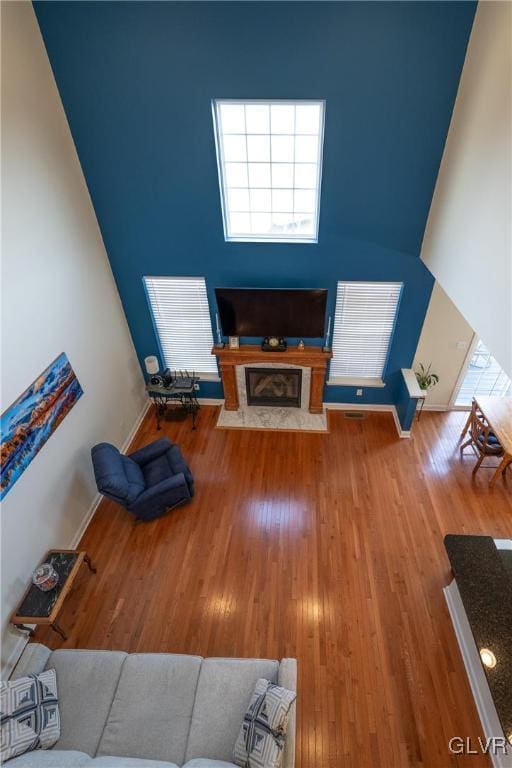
[
  {"xmin": 194, "ymin": 383, "xmax": 200, "ymax": 391},
  {"xmin": 356, "ymin": 388, "xmax": 363, "ymax": 396}
]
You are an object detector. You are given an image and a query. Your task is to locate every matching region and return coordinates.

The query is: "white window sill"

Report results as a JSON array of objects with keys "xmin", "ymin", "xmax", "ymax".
[
  {"xmin": 327, "ymin": 377, "xmax": 386, "ymax": 388},
  {"xmin": 225, "ymin": 236, "xmax": 318, "ymax": 244}
]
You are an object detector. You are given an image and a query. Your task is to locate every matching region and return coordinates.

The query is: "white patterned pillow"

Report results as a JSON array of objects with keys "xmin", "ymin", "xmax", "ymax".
[
  {"xmin": 233, "ymin": 678, "xmax": 296, "ymax": 768},
  {"xmin": 0, "ymin": 669, "xmax": 60, "ymax": 763}
]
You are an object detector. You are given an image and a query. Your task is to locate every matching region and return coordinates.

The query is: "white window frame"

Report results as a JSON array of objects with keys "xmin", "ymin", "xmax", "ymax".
[
  {"xmin": 143, "ymin": 276, "xmax": 219, "ymax": 380},
  {"xmin": 212, "ymin": 99, "xmax": 325, "ymax": 244},
  {"xmin": 328, "ymin": 281, "xmax": 402, "ymax": 387},
  {"xmin": 449, "ymin": 334, "xmax": 512, "ymax": 409}
]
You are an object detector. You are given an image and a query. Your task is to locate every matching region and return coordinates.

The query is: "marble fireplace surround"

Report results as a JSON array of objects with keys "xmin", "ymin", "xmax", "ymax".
[
  {"xmin": 212, "ymin": 343, "xmax": 332, "ymax": 432},
  {"xmin": 216, "ymin": 362, "xmax": 328, "ymax": 431}
]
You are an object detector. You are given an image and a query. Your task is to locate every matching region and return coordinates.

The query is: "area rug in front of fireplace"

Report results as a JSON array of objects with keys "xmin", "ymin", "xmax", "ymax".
[{"xmin": 215, "ymin": 404, "xmax": 328, "ymax": 432}]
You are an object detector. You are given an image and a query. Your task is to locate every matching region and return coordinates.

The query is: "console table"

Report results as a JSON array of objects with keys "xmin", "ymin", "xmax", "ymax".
[
  {"xmin": 212, "ymin": 345, "xmax": 332, "ymax": 413},
  {"xmin": 11, "ymin": 549, "xmax": 96, "ymax": 641},
  {"xmin": 146, "ymin": 379, "xmax": 200, "ymax": 429}
]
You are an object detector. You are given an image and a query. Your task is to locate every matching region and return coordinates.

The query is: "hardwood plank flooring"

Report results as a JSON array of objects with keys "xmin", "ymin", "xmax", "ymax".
[{"xmin": 34, "ymin": 406, "xmax": 512, "ymax": 767}]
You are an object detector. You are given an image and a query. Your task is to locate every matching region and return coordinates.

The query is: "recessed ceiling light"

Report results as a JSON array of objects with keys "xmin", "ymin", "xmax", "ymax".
[{"xmin": 479, "ymin": 648, "xmax": 497, "ymax": 669}]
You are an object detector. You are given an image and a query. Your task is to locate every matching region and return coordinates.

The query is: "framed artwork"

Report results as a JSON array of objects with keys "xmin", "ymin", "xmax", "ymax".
[
  {"xmin": 1, "ymin": 353, "xmax": 83, "ymax": 500},
  {"xmin": 228, "ymin": 336, "xmax": 240, "ymax": 349}
]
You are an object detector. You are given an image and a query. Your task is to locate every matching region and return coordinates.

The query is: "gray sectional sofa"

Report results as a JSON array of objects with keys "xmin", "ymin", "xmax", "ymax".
[{"xmin": 8, "ymin": 644, "xmax": 297, "ymax": 768}]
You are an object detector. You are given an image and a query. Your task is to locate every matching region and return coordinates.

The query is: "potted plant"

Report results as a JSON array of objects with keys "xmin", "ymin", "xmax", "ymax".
[{"xmin": 415, "ymin": 362, "xmax": 439, "ymax": 392}]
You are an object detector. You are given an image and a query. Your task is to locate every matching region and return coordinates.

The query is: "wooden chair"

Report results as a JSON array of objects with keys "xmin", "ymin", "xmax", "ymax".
[
  {"xmin": 460, "ymin": 403, "xmax": 504, "ymax": 474},
  {"xmin": 459, "ymin": 398, "xmax": 485, "ymax": 441}
]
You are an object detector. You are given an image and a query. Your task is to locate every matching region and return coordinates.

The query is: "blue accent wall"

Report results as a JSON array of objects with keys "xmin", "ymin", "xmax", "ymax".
[
  {"xmin": 33, "ymin": 1, "xmax": 475, "ymax": 404},
  {"xmin": 395, "ymin": 375, "xmax": 421, "ymax": 432}
]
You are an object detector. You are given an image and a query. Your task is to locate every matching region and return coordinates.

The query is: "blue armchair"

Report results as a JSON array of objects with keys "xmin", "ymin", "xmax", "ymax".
[{"xmin": 91, "ymin": 437, "xmax": 194, "ymax": 522}]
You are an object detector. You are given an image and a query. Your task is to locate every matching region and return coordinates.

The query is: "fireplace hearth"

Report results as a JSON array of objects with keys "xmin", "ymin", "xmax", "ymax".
[{"xmin": 245, "ymin": 367, "xmax": 302, "ymax": 408}]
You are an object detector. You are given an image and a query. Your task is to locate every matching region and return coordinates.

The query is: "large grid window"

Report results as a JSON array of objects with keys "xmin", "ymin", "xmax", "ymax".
[
  {"xmin": 330, "ymin": 282, "xmax": 402, "ymax": 382},
  {"xmin": 144, "ymin": 276, "xmax": 217, "ymax": 376},
  {"xmin": 455, "ymin": 339, "xmax": 511, "ymax": 406},
  {"xmin": 213, "ymin": 100, "xmax": 325, "ymax": 243}
]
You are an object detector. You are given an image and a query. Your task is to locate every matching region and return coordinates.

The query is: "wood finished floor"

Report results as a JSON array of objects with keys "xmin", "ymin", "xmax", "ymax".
[{"xmin": 35, "ymin": 407, "xmax": 512, "ymax": 768}]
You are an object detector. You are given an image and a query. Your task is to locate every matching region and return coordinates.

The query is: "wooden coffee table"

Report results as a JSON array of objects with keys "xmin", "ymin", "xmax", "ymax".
[{"xmin": 10, "ymin": 549, "xmax": 96, "ymax": 641}]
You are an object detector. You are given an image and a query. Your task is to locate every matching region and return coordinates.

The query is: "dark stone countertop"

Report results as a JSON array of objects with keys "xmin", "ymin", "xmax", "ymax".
[
  {"xmin": 444, "ymin": 534, "xmax": 512, "ymax": 744},
  {"xmin": 17, "ymin": 552, "xmax": 78, "ymax": 618}
]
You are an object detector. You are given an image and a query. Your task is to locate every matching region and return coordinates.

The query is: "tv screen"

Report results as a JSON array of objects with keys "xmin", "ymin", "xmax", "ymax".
[{"xmin": 215, "ymin": 288, "xmax": 327, "ymax": 338}]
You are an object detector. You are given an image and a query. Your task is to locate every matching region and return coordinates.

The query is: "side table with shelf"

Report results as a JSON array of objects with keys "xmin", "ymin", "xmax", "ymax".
[{"xmin": 146, "ymin": 378, "xmax": 200, "ymax": 430}]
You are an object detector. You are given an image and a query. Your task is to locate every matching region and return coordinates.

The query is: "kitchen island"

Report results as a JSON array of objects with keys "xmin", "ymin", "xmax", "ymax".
[{"xmin": 444, "ymin": 534, "xmax": 512, "ymax": 767}]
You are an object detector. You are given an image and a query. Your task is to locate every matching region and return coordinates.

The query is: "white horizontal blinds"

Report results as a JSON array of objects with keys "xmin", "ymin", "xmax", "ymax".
[
  {"xmin": 331, "ymin": 282, "xmax": 402, "ymax": 379},
  {"xmin": 214, "ymin": 100, "xmax": 324, "ymax": 241},
  {"xmin": 144, "ymin": 277, "xmax": 217, "ymax": 374}
]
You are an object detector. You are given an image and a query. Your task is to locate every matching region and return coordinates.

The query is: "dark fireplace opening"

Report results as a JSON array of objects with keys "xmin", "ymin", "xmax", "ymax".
[{"xmin": 245, "ymin": 368, "xmax": 302, "ymax": 408}]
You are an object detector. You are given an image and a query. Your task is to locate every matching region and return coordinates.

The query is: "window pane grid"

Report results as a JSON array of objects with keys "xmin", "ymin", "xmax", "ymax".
[
  {"xmin": 144, "ymin": 276, "xmax": 217, "ymax": 375},
  {"xmin": 330, "ymin": 282, "xmax": 402, "ymax": 380},
  {"xmin": 455, "ymin": 340, "xmax": 512, "ymax": 405},
  {"xmin": 214, "ymin": 100, "xmax": 324, "ymax": 241}
]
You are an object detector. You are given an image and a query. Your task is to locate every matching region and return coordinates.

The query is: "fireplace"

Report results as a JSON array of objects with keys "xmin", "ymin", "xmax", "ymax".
[{"xmin": 245, "ymin": 368, "xmax": 302, "ymax": 408}]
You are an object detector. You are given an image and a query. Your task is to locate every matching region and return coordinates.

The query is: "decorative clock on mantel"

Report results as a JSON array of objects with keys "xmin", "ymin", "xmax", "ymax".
[{"xmin": 261, "ymin": 336, "xmax": 287, "ymax": 352}]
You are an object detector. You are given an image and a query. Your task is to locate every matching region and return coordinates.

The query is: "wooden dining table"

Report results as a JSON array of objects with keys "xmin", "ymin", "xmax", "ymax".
[{"xmin": 474, "ymin": 396, "xmax": 512, "ymax": 486}]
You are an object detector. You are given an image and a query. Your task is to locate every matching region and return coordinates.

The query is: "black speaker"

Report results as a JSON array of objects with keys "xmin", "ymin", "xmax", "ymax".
[{"xmin": 162, "ymin": 368, "xmax": 174, "ymax": 387}]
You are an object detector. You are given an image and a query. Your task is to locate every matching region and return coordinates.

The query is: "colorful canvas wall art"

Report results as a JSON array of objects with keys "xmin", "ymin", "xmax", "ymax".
[{"xmin": 1, "ymin": 353, "xmax": 83, "ymax": 500}]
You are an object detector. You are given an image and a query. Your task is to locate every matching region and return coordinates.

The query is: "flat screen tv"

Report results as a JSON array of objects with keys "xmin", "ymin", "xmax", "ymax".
[{"xmin": 215, "ymin": 288, "xmax": 328, "ymax": 338}]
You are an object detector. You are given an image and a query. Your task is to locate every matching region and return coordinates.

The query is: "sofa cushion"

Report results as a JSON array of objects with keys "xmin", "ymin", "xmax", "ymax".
[
  {"xmin": 43, "ymin": 650, "xmax": 127, "ymax": 756},
  {"xmin": 97, "ymin": 653, "xmax": 202, "ymax": 765},
  {"xmin": 92, "ymin": 757, "xmax": 179, "ymax": 768},
  {"xmin": 142, "ymin": 454, "xmax": 174, "ymax": 488},
  {"xmin": 183, "ymin": 761, "xmax": 238, "ymax": 768},
  {"xmin": 185, "ymin": 659, "xmax": 279, "ymax": 763},
  {"xmin": 5, "ymin": 750, "xmax": 91, "ymax": 767},
  {"xmin": 1, "ymin": 670, "xmax": 60, "ymax": 763}
]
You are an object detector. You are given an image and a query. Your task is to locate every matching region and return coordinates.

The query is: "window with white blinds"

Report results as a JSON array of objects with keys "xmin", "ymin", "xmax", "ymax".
[
  {"xmin": 330, "ymin": 281, "xmax": 402, "ymax": 381},
  {"xmin": 144, "ymin": 276, "xmax": 218, "ymax": 376}
]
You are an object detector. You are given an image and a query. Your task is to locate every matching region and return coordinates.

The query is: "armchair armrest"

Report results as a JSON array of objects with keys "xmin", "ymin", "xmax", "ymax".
[
  {"xmin": 129, "ymin": 438, "xmax": 173, "ymax": 466},
  {"xmin": 131, "ymin": 472, "xmax": 190, "ymax": 508}
]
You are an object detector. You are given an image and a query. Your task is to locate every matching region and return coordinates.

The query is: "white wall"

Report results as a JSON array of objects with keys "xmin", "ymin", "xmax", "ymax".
[
  {"xmin": 1, "ymin": 2, "xmax": 147, "ymax": 672},
  {"xmin": 420, "ymin": 1, "xmax": 511, "ymax": 378},
  {"xmin": 413, "ymin": 282, "xmax": 475, "ymax": 408}
]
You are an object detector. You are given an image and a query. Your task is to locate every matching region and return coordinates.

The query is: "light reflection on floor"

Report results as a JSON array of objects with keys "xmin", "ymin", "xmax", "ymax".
[{"xmin": 243, "ymin": 499, "xmax": 309, "ymax": 531}]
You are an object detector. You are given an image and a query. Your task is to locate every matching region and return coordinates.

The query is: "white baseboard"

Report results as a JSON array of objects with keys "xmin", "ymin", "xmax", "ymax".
[
  {"xmin": 198, "ymin": 398, "xmax": 411, "ymax": 438},
  {"xmin": 324, "ymin": 401, "xmax": 395, "ymax": 413},
  {"xmin": 69, "ymin": 399, "xmax": 151, "ymax": 549},
  {"xmin": 121, "ymin": 399, "xmax": 152, "ymax": 453},
  {"xmin": 419, "ymin": 403, "xmax": 449, "ymax": 412},
  {"xmin": 5, "ymin": 399, "xmax": 151, "ymax": 679},
  {"xmin": 325, "ymin": 402, "xmax": 411, "ymax": 439},
  {"xmin": 391, "ymin": 407, "xmax": 411, "ymax": 438}
]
